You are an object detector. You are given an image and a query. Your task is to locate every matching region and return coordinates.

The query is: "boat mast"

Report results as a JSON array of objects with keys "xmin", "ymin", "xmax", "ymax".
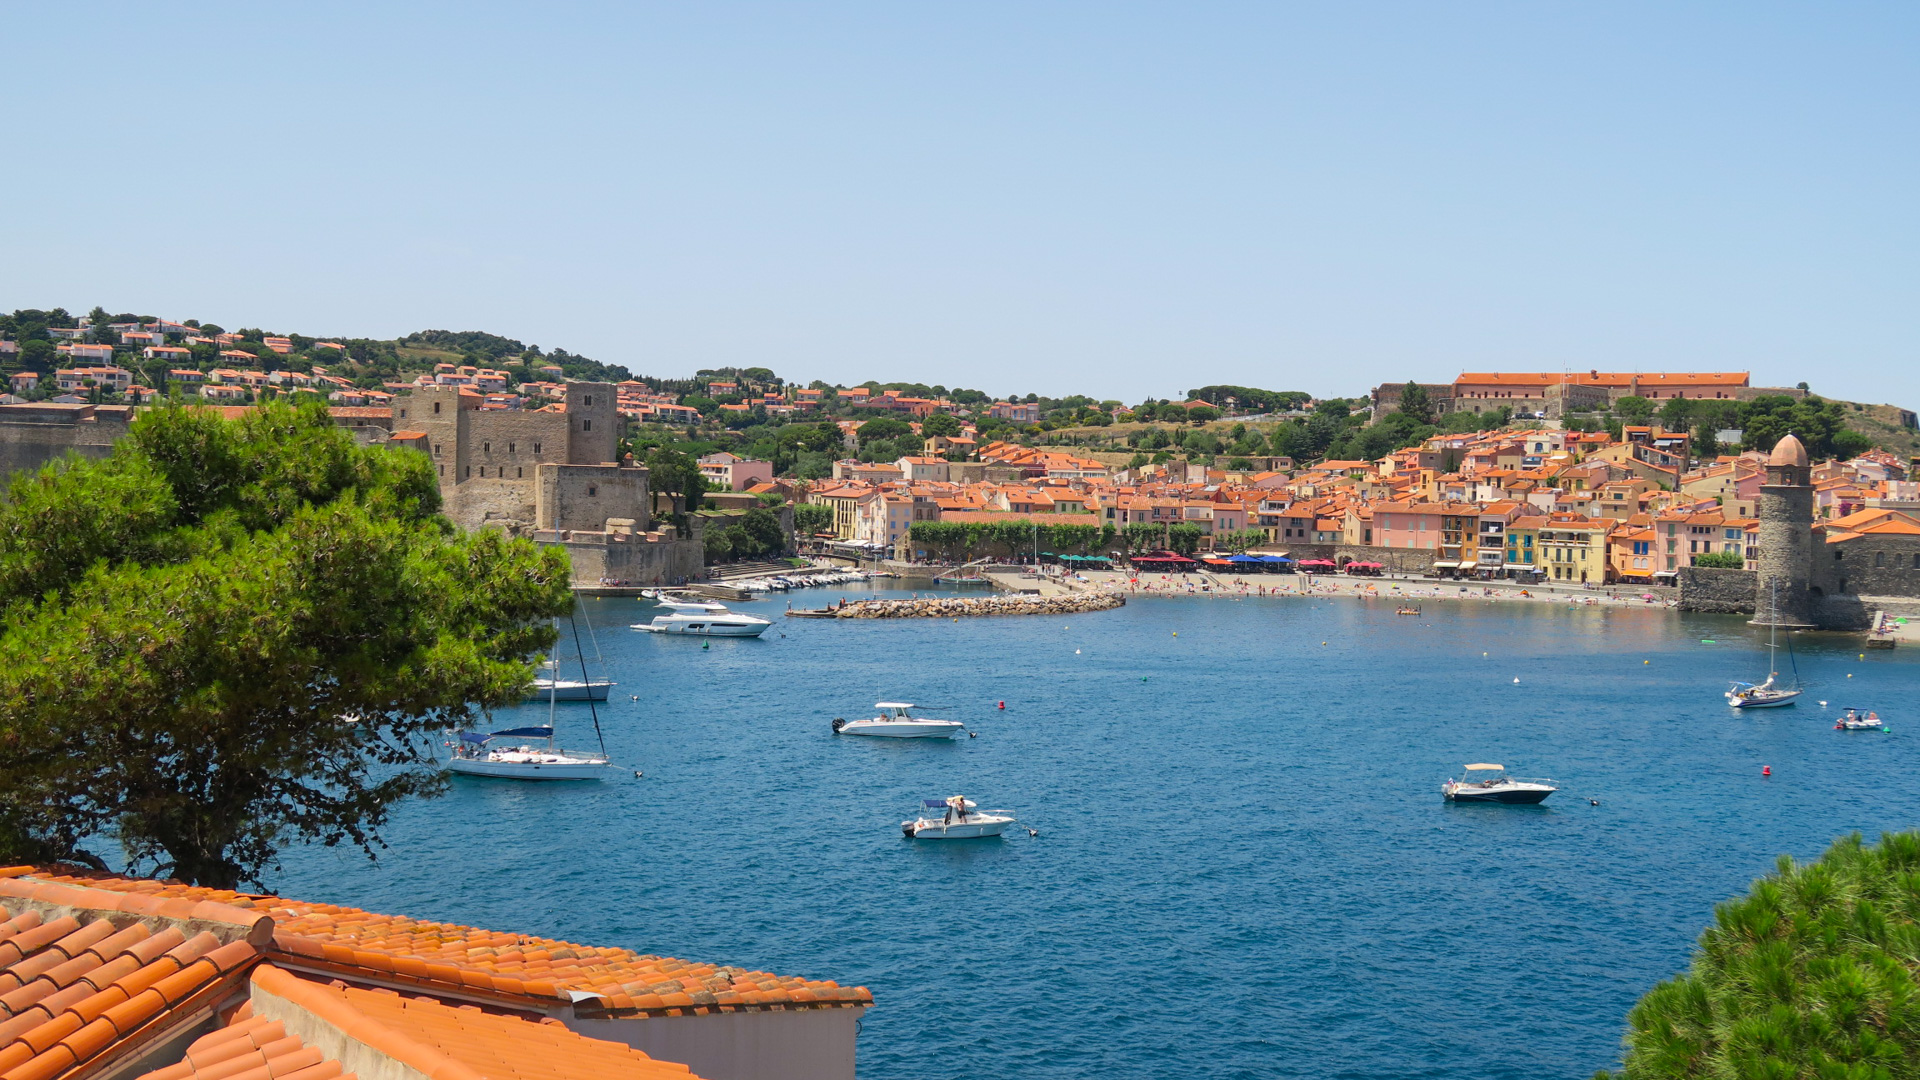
[{"xmin": 568, "ymin": 609, "xmax": 609, "ymax": 758}]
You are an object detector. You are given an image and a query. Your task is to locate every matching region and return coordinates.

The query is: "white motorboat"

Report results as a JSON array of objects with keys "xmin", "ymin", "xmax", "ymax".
[
  {"xmin": 633, "ymin": 610, "xmax": 773, "ymax": 637},
  {"xmin": 447, "ymin": 727, "xmax": 613, "ymax": 780},
  {"xmin": 654, "ymin": 597, "xmax": 732, "ymax": 614},
  {"xmin": 1836, "ymin": 708, "xmax": 1888, "ymax": 731},
  {"xmin": 526, "ymin": 677, "xmax": 612, "ymax": 702},
  {"xmin": 833, "ymin": 702, "xmax": 965, "ymax": 739},
  {"xmin": 902, "ymin": 796, "xmax": 1016, "ymax": 839},
  {"xmin": 1441, "ymin": 764, "xmax": 1557, "ymax": 804}
]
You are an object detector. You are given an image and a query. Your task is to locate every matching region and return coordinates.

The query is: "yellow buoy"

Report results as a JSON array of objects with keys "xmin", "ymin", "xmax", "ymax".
[{"xmin": 1644, "ymin": 660, "xmax": 1650, "ymax": 664}]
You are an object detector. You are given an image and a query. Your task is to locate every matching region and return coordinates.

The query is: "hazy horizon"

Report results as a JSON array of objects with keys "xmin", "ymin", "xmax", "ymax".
[{"xmin": 4, "ymin": 3, "xmax": 1914, "ymax": 406}]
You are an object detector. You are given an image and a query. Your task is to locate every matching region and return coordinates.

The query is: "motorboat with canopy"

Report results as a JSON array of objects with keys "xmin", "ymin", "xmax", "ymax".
[
  {"xmin": 902, "ymin": 796, "xmax": 1016, "ymax": 839},
  {"xmin": 833, "ymin": 703, "xmax": 965, "ymax": 739},
  {"xmin": 1441, "ymin": 764, "xmax": 1557, "ymax": 804}
]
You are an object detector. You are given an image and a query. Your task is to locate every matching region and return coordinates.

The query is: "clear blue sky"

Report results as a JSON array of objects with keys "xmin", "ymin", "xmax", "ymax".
[{"xmin": 4, "ymin": 3, "xmax": 1915, "ymax": 406}]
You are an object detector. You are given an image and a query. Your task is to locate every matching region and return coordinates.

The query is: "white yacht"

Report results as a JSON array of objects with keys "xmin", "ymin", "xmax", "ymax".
[
  {"xmin": 447, "ymin": 727, "xmax": 613, "ymax": 780},
  {"xmin": 833, "ymin": 703, "xmax": 966, "ymax": 739},
  {"xmin": 902, "ymin": 796, "xmax": 1016, "ymax": 839},
  {"xmin": 1441, "ymin": 764, "xmax": 1557, "ymax": 804},
  {"xmin": 526, "ymin": 677, "xmax": 612, "ymax": 702},
  {"xmin": 633, "ymin": 609, "xmax": 773, "ymax": 637}
]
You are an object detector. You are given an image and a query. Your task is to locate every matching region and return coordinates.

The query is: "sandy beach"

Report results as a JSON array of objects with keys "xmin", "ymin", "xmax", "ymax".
[{"xmin": 1066, "ymin": 568, "xmax": 1681, "ymax": 609}]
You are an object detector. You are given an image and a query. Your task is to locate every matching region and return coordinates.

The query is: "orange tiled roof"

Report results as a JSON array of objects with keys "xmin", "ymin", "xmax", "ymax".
[
  {"xmin": 138, "ymin": 964, "xmax": 706, "ymax": 1080},
  {"xmin": 0, "ymin": 873, "xmax": 265, "ymax": 1080},
  {"xmin": 21, "ymin": 869, "xmax": 870, "ymax": 1017}
]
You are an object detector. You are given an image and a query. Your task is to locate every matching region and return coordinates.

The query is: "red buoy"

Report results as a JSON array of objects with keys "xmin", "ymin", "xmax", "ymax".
[
  {"xmin": 998, "ymin": 701, "xmax": 1006, "ymax": 710},
  {"xmin": 1762, "ymin": 765, "xmax": 1771, "ymax": 776}
]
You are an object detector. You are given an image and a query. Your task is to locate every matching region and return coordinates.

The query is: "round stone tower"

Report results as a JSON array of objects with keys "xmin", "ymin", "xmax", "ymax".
[{"xmin": 1752, "ymin": 432, "xmax": 1816, "ymax": 628}]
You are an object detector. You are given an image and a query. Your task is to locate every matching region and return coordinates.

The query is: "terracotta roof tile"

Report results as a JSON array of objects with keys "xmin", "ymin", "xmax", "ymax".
[{"xmin": 21, "ymin": 870, "xmax": 869, "ymax": 1016}]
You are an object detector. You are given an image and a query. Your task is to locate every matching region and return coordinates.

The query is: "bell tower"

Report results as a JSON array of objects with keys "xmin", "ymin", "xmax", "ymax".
[{"xmin": 1752, "ymin": 432, "xmax": 1815, "ymax": 628}]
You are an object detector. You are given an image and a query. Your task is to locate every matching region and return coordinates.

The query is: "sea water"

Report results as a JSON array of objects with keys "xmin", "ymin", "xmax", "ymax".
[{"xmin": 271, "ymin": 584, "xmax": 1920, "ymax": 1079}]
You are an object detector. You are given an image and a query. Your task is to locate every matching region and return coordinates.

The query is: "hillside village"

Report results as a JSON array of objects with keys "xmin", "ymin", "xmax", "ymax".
[{"xmin": 3, "ymin": 307, "xmax": 1920, "ymax": 588}]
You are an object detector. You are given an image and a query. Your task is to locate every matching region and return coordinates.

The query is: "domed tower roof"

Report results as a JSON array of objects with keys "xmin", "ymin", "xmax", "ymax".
[{"xmin": 1768, "ymin": 432, "xmax": 1809, "ymax": 468}]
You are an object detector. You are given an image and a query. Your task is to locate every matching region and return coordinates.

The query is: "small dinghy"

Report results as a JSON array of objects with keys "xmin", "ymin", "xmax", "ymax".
[
  {"xmin": 1836, "ymin": 708, "xmax": 1888, "ymax": 731},
  {"xmin": 834, "ymin": 703, "xmax": 965, "ymax": 739},
  {"xmin": 902, "ymin": 796, "xmax": 1015, "ymax": 839},
  {"xmin": 1442, "ymin": 763, "xmax": 1557, "ymax": 804}
]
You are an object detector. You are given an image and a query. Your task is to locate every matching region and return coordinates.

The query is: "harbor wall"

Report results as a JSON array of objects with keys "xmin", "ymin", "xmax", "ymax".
[{"xmin": 1676, "ymin": 566, "xmax": 1756, "ymax": 615}]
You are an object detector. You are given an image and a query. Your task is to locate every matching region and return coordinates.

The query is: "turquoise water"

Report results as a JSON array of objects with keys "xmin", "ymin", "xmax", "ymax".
[{"xmin": 271, "ymin": 586, "xmax": 1920, "ymax": 1079}]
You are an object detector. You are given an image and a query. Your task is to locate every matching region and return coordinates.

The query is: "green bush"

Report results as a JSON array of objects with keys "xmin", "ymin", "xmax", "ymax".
[
  {"xmin": 1611, "ymin": 831, "xmax": 1920, "ymax": 1079},
  {"xmin": 1692, "ymin": 552, "xmax": 1745, "ymax": 569}
]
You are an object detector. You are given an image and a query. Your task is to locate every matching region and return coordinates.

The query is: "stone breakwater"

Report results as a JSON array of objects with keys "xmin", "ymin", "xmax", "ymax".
[{"xmin": 834, "ymin": 593, "xmax": 1126, "ymax": 619}]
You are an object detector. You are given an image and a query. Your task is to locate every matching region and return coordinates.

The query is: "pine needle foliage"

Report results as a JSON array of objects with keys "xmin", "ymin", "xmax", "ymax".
[
  {"xmin": 0, "ymin": 402, "xmax": 573, "ymax": 888},
  {"xmin": 1610, "ymin": 831, "xmax": 1920, "ymax": 1080}
]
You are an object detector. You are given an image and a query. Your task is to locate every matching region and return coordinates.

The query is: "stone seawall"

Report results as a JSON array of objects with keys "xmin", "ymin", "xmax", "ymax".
[
  {"xmin": 835, "ymin": 594, "xmax": 1125, "ymax": 619},
  {"xmin": 1677, "ymin": 566, "xmax": 1757, "ymax": 615}
]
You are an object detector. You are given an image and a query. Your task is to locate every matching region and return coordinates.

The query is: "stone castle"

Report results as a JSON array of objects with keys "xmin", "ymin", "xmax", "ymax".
[{"xmin": 0, "ymin": 385, "xmax": 702, "ymax": 586}]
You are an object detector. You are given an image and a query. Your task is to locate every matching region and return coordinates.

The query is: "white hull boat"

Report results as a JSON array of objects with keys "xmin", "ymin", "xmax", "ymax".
[
  {"xmin": 527, "ymin": 677, "xmax": 612, "ymax": 702},
  {"xmin": 1836, "ymin": 709, "xmax": 1887, "ymax": 731},
  {"xmin": 1442, "ymin": 764, "xmax": 1556, "ymax": 804},
  {"xmin": 448, "ymin": 745, "xmax": 612, "ymax": 780},
  {"xmin": 1727, "ymin": 685, "xmax": 1802, "ymax": 709},
  {"xmin": 902, "ymin": 797, "xmax": 1015, "ymax": 839},
  {"xmin": 447, "ymin": 727, "xmax": 612, "ymax": 781},
  {"xmin": 835, "ymin": 702, "xmax": 964, "ymax": 738},
  {"xmin": 633, "ymin": 611, "xmax": 772, "ymax": 637}
]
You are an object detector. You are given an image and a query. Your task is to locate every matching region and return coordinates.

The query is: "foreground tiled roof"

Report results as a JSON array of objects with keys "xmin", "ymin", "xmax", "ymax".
[
  {"xmin": 136, "ymin": 965, "xmax": 703, "ymax": 1080},
  {"xmin": 0, "ymin": 879, "xmax": 263, "ymax": 1080},
  {"xmin": 16, "ymin": 869, "xmax": 870, "ymax": 1017}
]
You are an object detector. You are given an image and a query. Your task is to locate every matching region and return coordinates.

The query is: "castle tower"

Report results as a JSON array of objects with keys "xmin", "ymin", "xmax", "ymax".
[
  {"xmin": 1752, "ymin": 432, "xmax": 1816, "ymax": 628},
  {"xmin": 564, "ymin": 382, "xmax": 618, "ymax": 464}
]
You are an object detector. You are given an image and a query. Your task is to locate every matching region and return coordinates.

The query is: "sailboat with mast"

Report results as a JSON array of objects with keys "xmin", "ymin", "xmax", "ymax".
[
  {"xmin": 449, "ymin": 611, "xmax": 616, "ymax": 780},
  {"xmin": 1727, "ymin": 583, "xmax": 1804, "ymax": 709}
]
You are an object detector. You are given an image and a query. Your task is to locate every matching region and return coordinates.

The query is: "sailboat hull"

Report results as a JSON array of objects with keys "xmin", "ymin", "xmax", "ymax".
[
  {"xmin": 1728, "ymin": 692, "xmax": 1801, "ymax": 709},
  {"xmin": 448, "ymin": 756, "xmax": 610, "ymax": 780}
]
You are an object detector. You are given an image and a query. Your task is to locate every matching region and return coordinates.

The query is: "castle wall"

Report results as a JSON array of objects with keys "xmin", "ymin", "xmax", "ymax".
[
  {"xmin": 403, "ymin": 383, "xmax": 619, "ymax": 532},
  {"xmin": 535, "ymin": 462, "xmax": 651, "ymax": 533}
]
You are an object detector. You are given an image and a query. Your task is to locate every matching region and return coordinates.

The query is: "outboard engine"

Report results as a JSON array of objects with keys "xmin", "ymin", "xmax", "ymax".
[{"xmin": 831, "ymin": 717, "xmax": 846, "ymax": 733}]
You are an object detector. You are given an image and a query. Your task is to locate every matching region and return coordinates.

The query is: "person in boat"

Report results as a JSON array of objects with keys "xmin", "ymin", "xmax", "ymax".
[{"xmin": 1869, "ymin": 711, "xmax": 1881, "ymax": 722}]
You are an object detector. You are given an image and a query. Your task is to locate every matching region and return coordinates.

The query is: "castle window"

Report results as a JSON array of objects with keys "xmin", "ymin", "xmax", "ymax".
[
  {"xmin": 434, "ymin": 444, "xmax": 441, "ymax": 455},
  {"xmin": 483, "ymin": 442, "xmax": 490, "ymax": 453},
  {"xmin": 465, "ymin": 466, "xmax": 470, "ymax": 478},
  {"xmin": 585, "ymin": 395, "xmax": 593, "ymax": 407},
  {"xmin": 433, "ymin": 402, "xmax": 441, "ymax": 414},
  {"xmin": 588, "ymin": 486, "xmax": 598, "ymax": 497},
  {"xmin": 517, "ymin": 467, "xmax": 523, "ymax": 478},
  {"xmin": 533, "ymin": 443, "xmax": 541, "ymax": 453},
  {"xmin": 1876, "ymin": 552, "xmax": 1886, "ymax": 567},
  {"xmin": 399, "ymin": 409, "xmax": 406, "ymax": 418},
  {"xmin": 583, "ymin": 419, "xmax": 592, "ymax": 432},
  {"xmin": 437, "ymin": 465, "xmax": 443, "ymax": 476},
  {"xmin": 509, "ymin": 443, "xmax": 515, "ymax": 453}
]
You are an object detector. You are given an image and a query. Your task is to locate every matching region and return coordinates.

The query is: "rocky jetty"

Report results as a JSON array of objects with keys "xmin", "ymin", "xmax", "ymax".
[{"xmin": 834, "ymin": 593, "xmax": 1125, "ymax": 619}]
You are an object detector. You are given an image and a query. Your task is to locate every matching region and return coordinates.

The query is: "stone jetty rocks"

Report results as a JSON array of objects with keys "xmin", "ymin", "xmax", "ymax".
[{"xmin": 834, "ymin": 593, "xmax": 1125, "ymax": 619}]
